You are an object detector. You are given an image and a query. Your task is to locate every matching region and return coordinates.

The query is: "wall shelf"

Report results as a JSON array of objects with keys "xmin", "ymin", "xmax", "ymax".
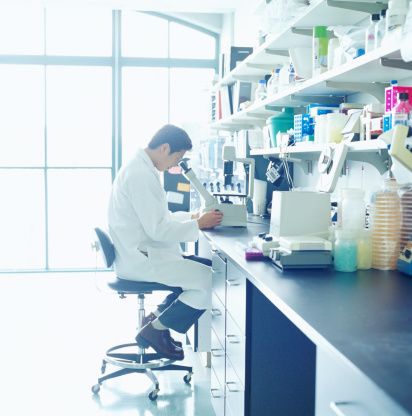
[
  {"xmin": 250, "ymin": 139, "xmax": 390, "ymax": 173},
  {"xmin": 211, "ymin": 44, "xmax": 412, "ymax": 131},
  {"xmin": 213, "ymin": 0, "xmax": 384, "ymax": 92}
]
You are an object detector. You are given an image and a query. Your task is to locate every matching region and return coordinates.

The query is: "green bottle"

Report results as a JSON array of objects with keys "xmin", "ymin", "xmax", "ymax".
[{"xmin": 313, "ymin": 26, "xmax": 328, "ymax": 76}]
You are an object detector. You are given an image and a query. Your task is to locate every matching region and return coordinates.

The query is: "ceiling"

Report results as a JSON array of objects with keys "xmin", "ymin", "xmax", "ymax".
[{"xmin": 4, "ymin": 0, "xmax": 243, "ymax": 13}]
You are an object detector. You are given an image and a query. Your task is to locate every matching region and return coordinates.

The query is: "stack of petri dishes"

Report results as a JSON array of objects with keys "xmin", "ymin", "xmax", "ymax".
[
  {"xmin": 399, "ymin": 185, "xmax": 412, "ymax": 251},
  {"xmin": 371, "ymin": 178, "xmax": 401, "ymax": 270}
]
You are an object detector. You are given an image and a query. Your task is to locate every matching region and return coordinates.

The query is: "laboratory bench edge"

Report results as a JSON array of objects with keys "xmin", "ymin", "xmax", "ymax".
[{"xmin": 200, "ymin": 221, "xmax": 412, "ymax": 416}]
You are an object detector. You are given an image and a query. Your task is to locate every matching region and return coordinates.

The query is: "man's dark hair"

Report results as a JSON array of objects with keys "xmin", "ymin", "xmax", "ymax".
[{"xmin": 148, "ymin": 124, "xmax": 192, "ymax": 153}]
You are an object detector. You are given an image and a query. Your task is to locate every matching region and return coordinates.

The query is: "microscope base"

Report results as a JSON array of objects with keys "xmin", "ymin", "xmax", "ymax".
[{"xmin": 206, "ymin": 204, "xmax": 247, "ymax": 227}]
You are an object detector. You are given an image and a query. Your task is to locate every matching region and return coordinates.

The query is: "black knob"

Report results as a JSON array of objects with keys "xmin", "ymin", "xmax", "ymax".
[{"xmin": 405, "ymin": 249, "xmax": 411, "ymax": 259}]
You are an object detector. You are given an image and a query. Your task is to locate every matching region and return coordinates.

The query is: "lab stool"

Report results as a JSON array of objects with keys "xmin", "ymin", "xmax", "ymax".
[{"xmin": 91, "ymin": 228, "xmax": 193, "ymax": 401}]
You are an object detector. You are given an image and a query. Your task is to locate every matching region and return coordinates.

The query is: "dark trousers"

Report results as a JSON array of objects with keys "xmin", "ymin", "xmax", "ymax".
[{"xmin": 156, "ymin": 255, "xmax": 212, "ymax": 333}]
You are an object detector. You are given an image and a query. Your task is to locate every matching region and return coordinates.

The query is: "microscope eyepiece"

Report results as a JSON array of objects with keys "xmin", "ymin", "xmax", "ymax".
[{"xmin": 178, "ymin": 160, "xmax": 189, "ymax": 172}]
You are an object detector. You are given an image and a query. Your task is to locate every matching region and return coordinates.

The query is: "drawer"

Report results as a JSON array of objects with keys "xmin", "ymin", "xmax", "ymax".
[
  {"xmin": 225, "ymin": 355, "xmax": 245, "ymax": 416},
  {"xmin": 211, "ymin": 292, "xmax": 225, "ymax": 346},
  {"xmin": 211, "ymin": 366, "xmax": 225, "ymax": 416},
  {"xmin": 316, "ymin": 347, "xmax": 409, "ymax": 416},
  {"xmin": 226, "ymin": 261, "xmax": 246, "ymax": 334},
  {"xmin": 212, "ymin": 252, "xmax": 226, "ymax": 305},
  {"xmin": 211, "ymin": 327, "xmax": 226, "ymax": 388},
  {"xmin": 226, "ymin": 312, "xmax": 245, "ymax": 387}
]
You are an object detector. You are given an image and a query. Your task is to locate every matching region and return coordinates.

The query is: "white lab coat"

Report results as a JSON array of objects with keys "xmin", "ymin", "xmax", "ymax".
[{"xmin": 108, "ymin": 149, "xmax": 211, "ymax": 310}]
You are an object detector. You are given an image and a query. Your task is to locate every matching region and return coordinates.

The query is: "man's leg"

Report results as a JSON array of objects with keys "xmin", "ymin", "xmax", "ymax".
[
  {"xmin": 136, "ymin": 259, "xmax": 211, "ymax": 360},
  {"xmin": 152, "ymin": 256, "xmax": 211, "ymax": 316}
]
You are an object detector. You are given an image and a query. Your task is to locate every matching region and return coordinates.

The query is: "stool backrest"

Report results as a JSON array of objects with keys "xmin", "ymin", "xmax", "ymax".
[{"xmin": 94, "ymin": 228, "xmax": 115, "ymax": 268}]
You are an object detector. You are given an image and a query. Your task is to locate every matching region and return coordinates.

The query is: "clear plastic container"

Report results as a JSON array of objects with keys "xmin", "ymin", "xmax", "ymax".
[
  {"xmin": 334, "ymin": 229, "xmax": 358, "ymax": 272},
  {"xmin": 374, "ymin": 8, "xmax": 387, "ymax": 49},
  {"xmin": 341, "ymin": 188, "xmax": 366, "ymax": 230},
  {"xmin": 326, "ymin": 112, "xmax": 349, "ymax": 143},
  {"xmin": 371, "ymin": 178, "xmax": 401, "ymax": 270},
  {"xmin": 255, "ymin": 79, "xmax": 267, "ymax": 102},
  {"xmin": 383, "ymin": 0, "xmax": 409, "ymax": 46},
  {"xmin": 365, "ymin": 13, "xmax": 380, "ymax": 53},
  {"xmin": 357, "ymin": 229, "xmax": 372, "ymax": 270}
]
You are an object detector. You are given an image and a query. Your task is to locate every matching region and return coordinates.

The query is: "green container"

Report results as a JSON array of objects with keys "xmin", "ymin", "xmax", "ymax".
[{"xmin": 266, "ymin": 107, "xmax": 294, "ymax": 147}]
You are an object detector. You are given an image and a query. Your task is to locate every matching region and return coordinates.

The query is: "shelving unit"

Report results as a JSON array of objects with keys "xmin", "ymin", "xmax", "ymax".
[
  {"xmin": 213, "ymin": 44, "xmax": 412, "ymax": 130},
  {"xmin": 213, "ymin": 0, "xmax": 387, "ymax": 91},
  {"xmin": 212, "ymin": 0, "xmax": 412, "ymax": 136}
]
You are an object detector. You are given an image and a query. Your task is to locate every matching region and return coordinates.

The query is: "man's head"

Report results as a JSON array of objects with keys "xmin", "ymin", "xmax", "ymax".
[{"xmin": 146, "ymin": 124, "xmax": 192, "ymax": 171}]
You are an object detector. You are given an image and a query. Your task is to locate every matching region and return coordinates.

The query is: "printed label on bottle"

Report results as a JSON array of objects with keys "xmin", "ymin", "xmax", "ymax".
[{"xmin": 393, "ymin": 114, "xmax": 408, "ymax": 126}]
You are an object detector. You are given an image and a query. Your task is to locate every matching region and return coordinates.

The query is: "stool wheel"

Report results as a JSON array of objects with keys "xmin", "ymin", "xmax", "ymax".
[
  {"xmin": 91, "ymin": 384, "xmax": 101, "ymax": 395},
  {"xmin": 183, "ymin": 372, "xmax": 192, "ymax": 384},
  {"xmin": 148, "ymin": 389, "xmax": 159, "ymax": 401}
]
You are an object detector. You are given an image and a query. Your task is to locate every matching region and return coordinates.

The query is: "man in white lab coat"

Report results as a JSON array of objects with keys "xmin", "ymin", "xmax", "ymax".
[{"xmin": 108, "ymin": 125, "xmax": 223, "ymax": 360}]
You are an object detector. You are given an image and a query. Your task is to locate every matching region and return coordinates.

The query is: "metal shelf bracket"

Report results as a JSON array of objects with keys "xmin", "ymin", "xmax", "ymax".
[
  {"xmin": 265, "ymin": 105, "xmax": 285, "ymax": 112},
  {"xmin": 346, "ymin": 149, "xmax": 390, "ymax": 174},
  {"xmin": 246, "ymin": 62, "xmax": 274, "ymax": 71},
  {"xmin": 380, "ymin": 58, "xmax": 412, "ymax": 71},
  {"xmin": 326, "ymin": 81, "xmax": 386, "ymax": 103},
  {"xmin": 327, "ymin": 0, "xmax": 386, "ymax": 14},
  {"xmin": 265, "ymin": 49, "xmax": 289, "ymax": 57},
  {"xmin": 291, "ymin": 27, "xmax": 312, "ymax": 37},
  {"xmin": 291, "ymin": 94, "xmax": 345, "ymax": 105}
]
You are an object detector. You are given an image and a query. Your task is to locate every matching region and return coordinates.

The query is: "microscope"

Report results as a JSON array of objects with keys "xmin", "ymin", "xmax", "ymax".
[{"xmin": 179, "ymin": 145, "xmax": 255, "ymax": 227}]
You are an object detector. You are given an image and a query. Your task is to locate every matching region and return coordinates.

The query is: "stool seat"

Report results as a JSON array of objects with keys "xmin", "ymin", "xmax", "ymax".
[{"xmin": 108, "ymin": 277, "xmax": 181, "ymax": 294}]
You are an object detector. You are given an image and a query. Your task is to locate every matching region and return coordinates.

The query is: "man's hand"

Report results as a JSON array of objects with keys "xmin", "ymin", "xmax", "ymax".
[
  {"xmin": 191, "ymin": 211, "xmax": 200, "ymax": 220},
  {"xmin": 197, "ymin": 210, "xmax": 224, "ymax": 229}
]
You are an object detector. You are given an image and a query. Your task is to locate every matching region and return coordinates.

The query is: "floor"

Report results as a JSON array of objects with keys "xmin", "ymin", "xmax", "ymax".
[{"xmin": 0, "ymin": 272, "xmax": 215, "ymax": 416}]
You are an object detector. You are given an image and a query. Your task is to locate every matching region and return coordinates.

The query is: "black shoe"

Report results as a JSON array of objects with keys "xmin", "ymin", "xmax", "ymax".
[
  {"xmin": 136, "ymin": 323, "xmax": 184, "ymax": 361},
  {"xmin": 141, "ymin": 312, "xmax": 183, "ymax": 348}
]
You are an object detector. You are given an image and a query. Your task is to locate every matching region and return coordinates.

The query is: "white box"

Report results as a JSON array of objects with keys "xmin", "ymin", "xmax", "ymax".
[{"xmin": 270, "ymin": 191, "xmax": 330, "ymax": 238}]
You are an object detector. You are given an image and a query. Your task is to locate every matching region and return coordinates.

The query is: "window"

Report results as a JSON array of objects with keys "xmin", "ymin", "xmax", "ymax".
[
  {"xmin": 122, "ymin": 67, "xmax": 169, "ymax": 160},
  {"xmin": 170, "ymin": 22, "xmax": 216, "ymax": 59},
  {"xmin": 46, "ymin": 66, "xmax": 112, "ymax": 167},
  {"xmin": 0, "ymin": 8, "xmax": 218, "ymax": 272},
  {"xmin": 0, "ymin": 65, "xmax": 45, "ymax": 166},
  {"xmin": 0, "ymin": 5, "xmax": 44, "ymax": 55},
  {"xmin": 122, "ymin": 12, "xmax": 168, "ymax": 58},
  {"xmin": 45, "ymin": 7, "xmax": 112, "ymax": 56}
]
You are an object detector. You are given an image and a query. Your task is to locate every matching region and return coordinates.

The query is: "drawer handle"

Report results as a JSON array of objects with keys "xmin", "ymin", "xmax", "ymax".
[
  {"xmin": 226, "ymin": 279, "xmax": 240, "ymax": 287},
  {"xmin": 211, "ymin": 308, "xmax": 222, "ymax": 317},
  {"xmin": 330, "ymin": 401, "xmax": 351, "ymax": 416},
  {"xmin": 226, "ymin": 381, "xmax": 240, "ymax": 393},
  {"xmin": 210, "ymin": 388, "xmax": 222, "ymax": 398},
  {"xmin": 226, "ymin": 334, "xmax": 240, "ymax": 344},
  {"xmin": 211, "ymin": 348, "xmax": 224, "ymax": 357}
]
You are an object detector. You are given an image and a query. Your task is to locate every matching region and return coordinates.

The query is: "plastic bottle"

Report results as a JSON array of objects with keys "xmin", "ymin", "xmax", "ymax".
[
  {"xmin": 334, "ymin": 229, "xmax": 358, "ymax": 272},
  {"xmin": 267, "ymin": 68, "xmax": 280, "ymax": 97},
  {"xmin": 374, "ymin": 8, "xmax": 387, "ymax": 49},
  {"xmin": 313, "ymin": 26, "xmax": 328, "ymax": 76},
  {"xmin": 384, "ymin": 0, "xmax": 409, "ymax": 46},
  {"xmin": 341, "ymin": 188, "xmax": 366, "ymax": 230},
  {"xmin": 392, "ymin": 92, "xmax": 412, "ymax": 126},
  {"xmin": 255, "ymin": 80, "xmax": 267, "ymax": 102},
  {"xmin": 357, "ymin": 229, "xmax": 372, "ymax": 270},
  {"xmin": 365, "ymin": 13, "xmax": 380, "ymax": 53}
]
